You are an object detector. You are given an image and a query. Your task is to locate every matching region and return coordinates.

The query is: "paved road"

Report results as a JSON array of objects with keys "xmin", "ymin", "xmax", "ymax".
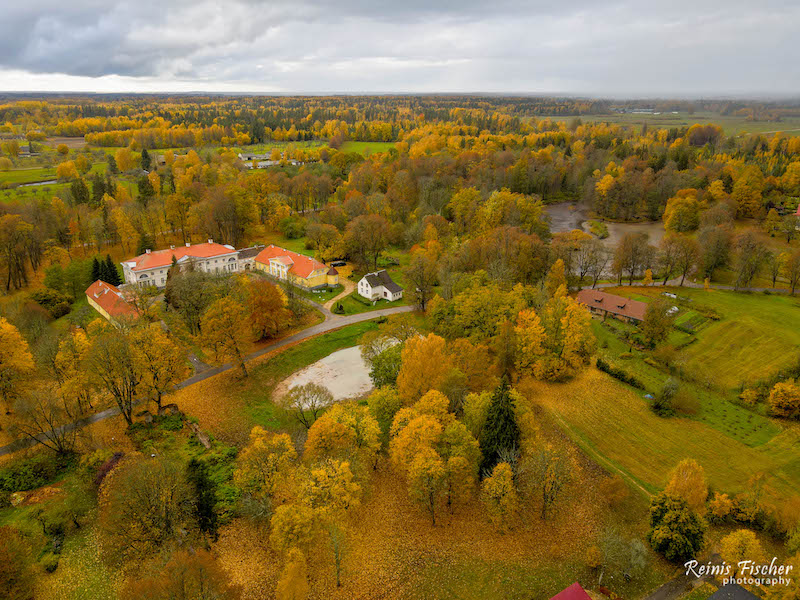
[{"xmin": 0, "ymin": 304, "xmax": 414, "ymax": 457}]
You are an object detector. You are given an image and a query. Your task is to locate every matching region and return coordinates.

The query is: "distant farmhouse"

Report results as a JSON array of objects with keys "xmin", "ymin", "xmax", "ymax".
[
  {"xmin": 121, "ymin": 241, "xmax": 240, "ymax": 288},
  {"xmin": 237, "ymin": 153, "xmax": 302, "ymax": 169},
  {"xmin": 358, "ymin": 270, "xmax": 403, "ymax": 302},
  {"xmin": 576, "ymin": 289, "xmax": 647, "ymax": 323},
  {"xmin": 254, "ymin": 245, "xmax": 339, "ymax": 289},
  {"xmin": 85, "ymin": 280, "xmax": 136, "ymax": 323}
]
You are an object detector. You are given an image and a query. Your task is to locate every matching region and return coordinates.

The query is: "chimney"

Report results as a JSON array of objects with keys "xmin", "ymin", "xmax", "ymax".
[
  {"xmin": 185, "ymin": 242, "xmax": 191, "ymax": 247},
  {"xmin": 170, "ymin": 245, "xmax": 175, "ymax": 250},
  {"xmin": 145, "ymin": 249, "xmax": 151, "ymax": 254},
  {"xmin": 208, "ymin": 238, "xmax": 214, "ymax": 244}
]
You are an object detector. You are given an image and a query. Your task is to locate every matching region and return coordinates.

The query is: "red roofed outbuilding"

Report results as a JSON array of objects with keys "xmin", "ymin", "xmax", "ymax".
[
  {"xmin": 85, "ymin": 280, "xmax": 137, "ymax": 323},
  {"xmin": 549, "ymin": 582, "xmax": 593, "ymax": 600},
  {"xmin": 576, "ymin": 289, "xmax": 647, "ymax": 323}
]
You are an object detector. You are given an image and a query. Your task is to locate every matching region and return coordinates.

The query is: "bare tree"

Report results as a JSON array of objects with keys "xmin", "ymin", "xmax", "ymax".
[
  {"xmin": 13, "ymin": 390, "xmax": 77, "ymax": 456},
  {"xmin": 282, "ymin": 382, "xmax": 333, "ymax": 429}
]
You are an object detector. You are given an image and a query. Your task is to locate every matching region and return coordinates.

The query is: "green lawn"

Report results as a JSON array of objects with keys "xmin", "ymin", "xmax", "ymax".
[
  {"xmin": 0, "ymin": 166, "xmax": 57, "ymax": 185},
  {"xmin": 240, "ymin": 321, "xmax": 379, "ymax": 429},
  {"xmin": 339, "ymin": 141, "xmax": 396, "ymax": 155},
  {"xmin": 333, "ymin": 291, "xmax": 406, "ymax": 315},
  {"xmin": 296, "ymin": 283, "xmax": 342, "ymax": 304}
]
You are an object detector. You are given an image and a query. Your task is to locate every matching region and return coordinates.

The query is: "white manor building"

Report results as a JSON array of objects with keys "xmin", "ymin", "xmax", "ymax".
[{"xmin": 121, "ymin": 240, "xmax": 241, "ymax": 288}]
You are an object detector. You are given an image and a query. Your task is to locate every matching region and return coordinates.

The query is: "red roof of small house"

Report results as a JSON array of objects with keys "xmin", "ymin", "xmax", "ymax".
[
  {"xmin": 550, "ymin": 582, "xmax": 593, "ymax": 600},
  {"xmin": 794, "ymin": 206, "xmax": 800, "ymax": 216},
  {"xmin": 123, "ymin": 242, "xmax": 237, "ymax": 272},
  {"xmin": 85, "ymin": 280, "xmax": 137, "ymax": 319},
  {"xmin": 254, "ymin": 245, "xmax": 326, "ymax": 279},
  {"xmin": 576, "ymin": 289, "xmax": 647, "ymax": 322}
]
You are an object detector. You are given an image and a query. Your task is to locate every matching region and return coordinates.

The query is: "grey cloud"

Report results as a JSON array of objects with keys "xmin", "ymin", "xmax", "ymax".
[{"xmin": 0, "ymin": 0, "xmax": 798, "ymax": 94}]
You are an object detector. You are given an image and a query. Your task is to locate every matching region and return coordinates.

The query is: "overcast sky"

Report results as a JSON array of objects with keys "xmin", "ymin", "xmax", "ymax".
[{"xmin": 0, "ymin": 0, "xmax": 797, "ymax": 97}]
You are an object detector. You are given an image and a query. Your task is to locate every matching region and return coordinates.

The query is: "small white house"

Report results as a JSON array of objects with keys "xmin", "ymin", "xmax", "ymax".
[{"xmin": 358, "ymin": 270, "xmax": 404, "ymax": 302}]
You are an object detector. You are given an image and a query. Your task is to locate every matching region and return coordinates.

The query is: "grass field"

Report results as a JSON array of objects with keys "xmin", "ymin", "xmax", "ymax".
[
  {"xmin": 611, "ymin": 286, "xmax": 800, "ymax": 390},
  {"xmin": 0, "ymin": 166, "xmax": 57, "ymax": 185},
  {"xmin": 524, "ymin": 369, "xmax": 800, "ymax": 500},
  {"xmin": 339, "ymin": 141, "xmax": 396, "ymax": 155},
  {"xmin": 551, "ymin": 110, "xmax": 800, "ymax": 136}
]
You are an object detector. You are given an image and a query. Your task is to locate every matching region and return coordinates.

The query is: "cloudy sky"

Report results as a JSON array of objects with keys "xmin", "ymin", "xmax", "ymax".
[{"xmin": 0, "ymin": 0, "xmax": 797, "ymax": 97}]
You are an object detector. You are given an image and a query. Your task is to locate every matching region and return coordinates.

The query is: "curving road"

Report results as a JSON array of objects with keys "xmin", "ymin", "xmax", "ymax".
[{"xmin": 0, "ymin": 302, "xmax": 414, "ymax": 457}]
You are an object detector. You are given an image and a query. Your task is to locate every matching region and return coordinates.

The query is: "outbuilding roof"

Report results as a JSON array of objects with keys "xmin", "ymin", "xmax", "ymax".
[
  {"xmin": 549, "ymin": 582, "xmax": 593, "ymax": 600},
  {"xmin": 85, "ymin": 280, "xmax": 136, "ymax": 319},
  {"xmin": 576, "ymin": 289, "xmax": 647, "ymax": 322},
  {"xmin": 363, "ymin": 269, "xmax": 403, "ymax": 293}
]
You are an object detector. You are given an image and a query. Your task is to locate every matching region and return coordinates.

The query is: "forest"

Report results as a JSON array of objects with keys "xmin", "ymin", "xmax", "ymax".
[{"xmin": 0, "ymin": 94, "xmax": 799, "ymax": 600}]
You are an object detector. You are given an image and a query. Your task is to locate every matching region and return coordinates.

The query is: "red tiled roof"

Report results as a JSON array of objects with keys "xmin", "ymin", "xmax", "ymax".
[
  {"xmin": 254, "ymin": 245, "xmax": 326, "ymax": 279},
  {"xmin": 550, "ymin": 583, "xmax": 593, "ymax": 600},
  {"xmin": 576, "ymin": 289, "xmax": 647, "ymax": 322},
  {"xmin": 85, "ymin": 280, "xmax": 137, "ymax": 319},
  {"xmin": 327, "ymin": 266, "xmax": 338, "ymax": 276},
  {"xmin": 123, "ymin": 242, "xmax": 237, "ymax": 271}
]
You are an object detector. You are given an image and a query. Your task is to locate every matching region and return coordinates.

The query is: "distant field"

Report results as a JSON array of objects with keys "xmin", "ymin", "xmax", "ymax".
[
  {"xmin": 540, "ymin": 110, "xmax": 800, "ymax": 136},
  {"xmin": 0, "ymin": 166, "xmax": 56, "ymax": 185},
  {"xmin": 611, "ymin": 286, "xmax": 800, "ymax": 390},
  {"xmin": 339, "ymin": 140, "xmax": 396, "ymax": 155},
  {"xmin": 525, "ymin": 369, "xmax": 800, "ymax": 499}
]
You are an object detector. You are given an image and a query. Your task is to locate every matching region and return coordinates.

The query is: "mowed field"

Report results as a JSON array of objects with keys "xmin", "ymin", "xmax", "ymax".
[
  {"xmin": 612, "ymin": 286, "xmax": 800, "ymax": 390},
  {"xmin": 522, "ymin": 370, "xmax": 800, "ymax": 501},
  {"xmin": 550, "ymin": 110, "xmax": 800, "ymax": 136}
]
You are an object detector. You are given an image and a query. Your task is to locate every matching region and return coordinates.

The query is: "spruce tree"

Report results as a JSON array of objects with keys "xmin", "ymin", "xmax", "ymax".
[
  {"xmin": 90, "ymin": 257, "xmax": 101, "ymax": 282},
  {"xmin": 141, "ymin": 148, "xmax": 151, "ymax": 171},
  {"xmin": 105, "ymin": 255, "xmax": 120, "ymax": 285},
  {"xmin": 479, "ymin": 376, "xmax": 521, "ymax": 475},
  {"xmin": 186, "ymin": 458, "xmax": 218, "ymax": 540}
]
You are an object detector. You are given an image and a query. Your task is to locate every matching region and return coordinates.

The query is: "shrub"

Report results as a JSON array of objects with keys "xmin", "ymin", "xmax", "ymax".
[
  {"xmin": 652, "ymin": 378, "xmax": 679, "ymax": 417},
  {"xmin": 29, "ymin": 289, "xmax": 72, "ymax": 319},
  {"xmin": 0, "ymin": 453, "xmax": 69, "ymax": 492},
  {"xmin": 596, "ymin": 358, "xmax": 644, "ymax": 389},
  {"xmin": 40, "ymin": 553, "xmax": 59, "ymax": 573}
]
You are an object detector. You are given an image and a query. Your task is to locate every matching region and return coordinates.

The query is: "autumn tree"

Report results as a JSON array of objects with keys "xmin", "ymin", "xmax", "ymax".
[
  {"xmin": 783, "ymin": 250, "xmax": 800, "ymax": 295},
  {"xmin": 523, "ymin": 445, "xmax": 571, "ymax": 520},
  {"xmin": 244, "ymin": 278, "xmax": 291, "ymax": 341},
  {"xmin": 0, "ymin": 527, "xmax": 35, "ymax": 600},
  {"xmin": 13, "ymin": 389, "xmax": 77, "ymax": 456},
  {"xmin": 480, "ymin": 462, "xmax": 519, "ymax": 532},
  {"xmin": 270, "ymin": 504, "xmax": 317, "ymax": 554},
  {"xmin": 665, "ymin": 459, "xmax": 708, "ymax": 512},
  {"xmin": 130, "ymin": 324, "xmax": 187, "ymax": 409},
  {"xmin": 407, "ymin": 448, "xmax": 446, "ymax": 525},
  {"xmin": 0, "ymin": 318, "xmax": 34, "ymax": 412},
  {"xmin": 120, "ymin": 549, "xmax": 241, "ymax": 600},
  {"xmin": 719, "ymin": 529, "xmax": 764, "ymax": 577},
  {"xmin": 404, "ymin": 249, "xmax": 438, "ymax": 310},
  {"xmin": 396, "ymin": 333, "xmax": 453, "ymax": 402},
  {"xmin": 367, "ymin": 386, "xmax": 404, "ymax": 437},
  {"xmin": 647, "ymin": 493, "xmax": 706, "ymax": 563},
  {"xmin": 100, "ymin": 458, "xmax": 195, "ymax": 564},
  {"xmin": 282, "ymin": 382, "xmax": 332, "ymax": 430},
  {"xmin": 235, "ymin": 427, "xmax": 297, "ymax": 505},
  {"xmin": 641, "ymin": 298, "xmax": 675, "ymax": 346},
  {"xmin": 345, "ymin": 213, "xmax": 389, "ymax": 270},
  {"xmin": 201, "ymin": 297, "xmax": 250, "ymax": 376},
  {"xmin": 768, "ymin": 380, "xmax": 800, "ymax": 420},
  {"xmin": 546, "ymin": 259, "xmax": 568, "ymax": 296},
  {"xmin": 613, "ymin": 232, "xmax": 655, "ymax": 285},
  {"xmin": 86, "ymin": 326, "xmax": 143, "ymax": 426},
  {"xmin": 276, "ymin": 548, "xmax": 310, "ymax": 600}
]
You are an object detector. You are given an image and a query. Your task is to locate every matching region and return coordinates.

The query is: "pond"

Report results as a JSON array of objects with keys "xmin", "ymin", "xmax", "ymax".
[
  {"xmin": 545, "ymin": 202, "xmax": 665, "ymax": 247},
  {"xmin": 274, "ymin": 345, "xmax": 373, "ymax": 403}
]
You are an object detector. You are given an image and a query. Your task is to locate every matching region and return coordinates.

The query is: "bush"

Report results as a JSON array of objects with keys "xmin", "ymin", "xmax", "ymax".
[
  {"xmin": 619, "ymin": 352, "xmax": 634, "ymax": 360},
  {"xmin": 596, "ymin": 358, "xmax": 644, "ymax": 389},
  {"xmin": 40, "ymin": 552, "xmax": 59, "ymax": 573},
  {"xmin": 652, "ymin": 378, "xmax": 679, "ymax": 417},
  {"xmin": 588, "ymin": 220, "xmax": 609, "ymax": 239},
  {"xmin": 0, "ymin": 453, "xmax": 69, "ymax": 492},
  {"xmin": 29, "ymin": 289, "xmax": 72, "ymax": 319},
  {"xmin": 278, "ymin": 216, "xmax": 306, "ymax": 239}
]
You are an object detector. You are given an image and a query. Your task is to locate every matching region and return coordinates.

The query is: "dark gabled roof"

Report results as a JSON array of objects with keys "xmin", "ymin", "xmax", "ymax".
[
  {"xmin": 327, "ymin": 266, "xmax": 338, "ymax": 275},
  {"xmin": 237, "ymin": 245, "xmax": 264, "ymax": 260},
  {"xmin": 708, "ymin": 584, "xmax": 761, "ymax": 600},
  {"xmin": 364, "ymin": 269, "xmax": 402, "ymax": 293}
]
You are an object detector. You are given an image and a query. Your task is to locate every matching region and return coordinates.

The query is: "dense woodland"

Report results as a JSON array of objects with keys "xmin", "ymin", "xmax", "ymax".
[{"xmin": 0, "ymin": 96, "xmax": 799, "ymax": 600}]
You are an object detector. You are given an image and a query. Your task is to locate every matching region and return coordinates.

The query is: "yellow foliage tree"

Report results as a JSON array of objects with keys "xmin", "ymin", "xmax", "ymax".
[
  {"xmin": 480, "ymin": 462, "xmax": 519, "ymax": 532},
  {"xmin": 396, "ymin": 333, "xmax": 453, "ymax": 402},
  {"xmin": 719, "ymin": 529, "xmax": 764, "ymax": 576},
  {"xmin": 665, "ymin": 459, "xmax": 708, "ymax": 512},
  {"xmin": 270, "ymin": 504, "xmax": 317, "ymax": 554},
  {"xmin": 0, "ymin": 318, "xmax": 34, "ymax": 409},
  {"xmin": 275, "ymin": 548, "xmax": 310, "ymax": 600},
  {"xmin": 201, "ymin": 297, "xmax": 250, "ymax": 376},
  {"xmin": 235, "ymin": 427, "xmax": 297, "ymax": 502}
]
